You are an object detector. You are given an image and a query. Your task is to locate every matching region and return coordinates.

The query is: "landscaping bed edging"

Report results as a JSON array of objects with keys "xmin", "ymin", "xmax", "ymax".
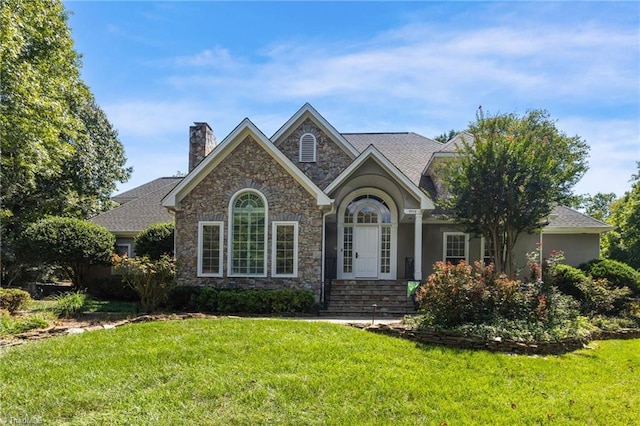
[{"xmin": 353, "ymin": 323, "xmax": 640, "ymax": 355}]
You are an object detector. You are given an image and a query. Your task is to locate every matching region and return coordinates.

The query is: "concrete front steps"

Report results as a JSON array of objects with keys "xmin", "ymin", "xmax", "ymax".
[{"xmin": 321, "ymin": 280, "xmax": 418, "ymax": 316}]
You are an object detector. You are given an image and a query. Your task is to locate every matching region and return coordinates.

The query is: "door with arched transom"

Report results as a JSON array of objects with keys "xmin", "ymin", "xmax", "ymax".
[{"xmin": 337, "ymin": 190, "xmax": 397, "ymax": 280}]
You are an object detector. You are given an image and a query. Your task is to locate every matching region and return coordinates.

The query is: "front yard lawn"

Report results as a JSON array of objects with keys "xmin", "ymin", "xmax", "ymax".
[{"xmin": 1, "ymin": 318, "xmax": 638, "ymax": 425}]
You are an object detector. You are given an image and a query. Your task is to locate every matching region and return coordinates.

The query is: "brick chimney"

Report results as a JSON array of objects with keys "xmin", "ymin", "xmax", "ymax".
[{"xmin": 189, "ymin": 122, "xmax": 216, "ymax": 172}]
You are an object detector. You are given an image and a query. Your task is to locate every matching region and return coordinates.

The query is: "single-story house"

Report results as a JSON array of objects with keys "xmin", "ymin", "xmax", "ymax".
[{"xmin": 92, "ymin": 103, "xmax": 611, "ymax": 314}]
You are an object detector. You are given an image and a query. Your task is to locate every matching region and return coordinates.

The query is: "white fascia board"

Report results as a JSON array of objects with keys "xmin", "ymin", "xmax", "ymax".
[
  {"xmin": 326, "ymin": 145, "xmax": 435, "ymax": 210},
  {"xmin": 271, "ymin": 103, "xmax": 359, "ymax": 159},
  {"xmin": 163, "ymin": 118, "xmax": 331, "ymax": 208},
  {"xmin": 542, "ymin": 226, "xmax": 613, "ymax": 234}
]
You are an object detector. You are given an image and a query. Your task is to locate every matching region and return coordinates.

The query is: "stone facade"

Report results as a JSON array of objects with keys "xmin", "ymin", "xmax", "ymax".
[
  {"xmin": 175, "ymin": 135, "xmax": 323, "ymax": 296},
  {"xmin": 276, "ymin": 118, "xmax": 353, "ymax": 189}
]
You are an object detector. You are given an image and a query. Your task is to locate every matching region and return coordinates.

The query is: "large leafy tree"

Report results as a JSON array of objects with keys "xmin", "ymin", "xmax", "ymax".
[
  {"xmin": 442, "ymin": 109, "xmax": 589, "ymax": 277},
  {"xmin": 20, "ymin": 217, "xmax": 115, "ymax": 287},
  {"xmin": 604, "ymin": 162, "xmax": 640, "ymax": 270},
  {"xmin": 1, "ymin": 0, "xmax": 130, "ymax": 283},
  {"xmin": 569, "ymin": 192, "xmax": 617, "ymax": 222}
]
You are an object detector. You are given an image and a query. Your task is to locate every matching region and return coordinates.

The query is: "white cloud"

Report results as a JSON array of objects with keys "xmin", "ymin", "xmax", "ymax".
[
  {"xmin": 123, "ymin": 12, "xmax": 638, "ymax": 197},
  {"xmin": 159, "ymin": 21, "xmax": 637, "ymax": 119},
  {"xmin": 173, "ymin": 47, "xmax": 238, "ymax": 68}
]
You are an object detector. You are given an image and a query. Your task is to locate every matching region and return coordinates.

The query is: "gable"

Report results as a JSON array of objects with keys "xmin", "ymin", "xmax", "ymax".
[
  {"xmin": 179, "ymin": 135, "xmax": 322, "ymax": 215},
  {"xmin": 326, "ymin": 145, "xmax": 434, "ymax": 210},
  {"xmin": 272, "ymin": 103, "xmax": 359, "ymax": 158},
  {"xmin": 163, "ymin": 119, "xmax": 331, "ymax": 209},
  {"xmin": 343, "ymin": 133, "xmax": 443, "ymax": 186},
  {"xmin": 275, "ymin": 117, "xmax": 353, "ymax": 189}
]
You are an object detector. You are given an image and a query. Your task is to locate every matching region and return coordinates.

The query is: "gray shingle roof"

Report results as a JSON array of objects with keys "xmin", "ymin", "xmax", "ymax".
[
  {"xmin": 546, "ymin": 205, "xmax": 613, "ymax": 231},
  {"xmin": 112, "ymin": 177, "xmax": 182, "ymax": 204},
  {"xmin": 441, "ymin": 132, "xmax": 475, "ymax": 152},
  {"xmin": 90, "ymin": 178, "xmax": 182, "ymax": 233},
  {"xmin": 342, "ymin": 133, "xmax": 444, "ymax": 185}
]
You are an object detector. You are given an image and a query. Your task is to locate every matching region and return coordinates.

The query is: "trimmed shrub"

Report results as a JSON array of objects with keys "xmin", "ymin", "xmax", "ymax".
[
  {"xmin": 196, "ymin": 287, "xmax": 219, "ymax": 312},
  {"xmin": 165, "ymin": 286, "xmax": 202, "ymax": 311},
  {"xmin": 579, "ymin": 258, "xmax": 640, "ymax": 294},
  {"xmin": 553, "ymin": 264, "xmax": 588, "ymax": 299},
  {"xmin": 53, "ymin": 291, "xmax": 88, "ymax": 318},
  {"xmin": 0, "ymin": 288, "xmax": 32, "ymax": 314},
  {"xmin": 134, "ymin": 222, "xmax": 174, "ymax": 260},
  {"xmin": 166, "ymin": 287, "xmax": 315, "ymax": 314},
  {"xmin": 20, "ymin": 217, "xmax": 115, "ymax": 287}
]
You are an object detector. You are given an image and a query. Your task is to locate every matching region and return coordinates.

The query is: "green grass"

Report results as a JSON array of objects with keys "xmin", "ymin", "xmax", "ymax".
[{"xmin": 0, "ymin": 318, "xmax": 638, "ymax": 425}]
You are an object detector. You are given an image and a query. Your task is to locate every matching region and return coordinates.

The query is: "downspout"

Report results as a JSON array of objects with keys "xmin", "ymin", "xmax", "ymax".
[{"xmin": 321, "ymin": 201, "xmax": 335, "ymax": 304}]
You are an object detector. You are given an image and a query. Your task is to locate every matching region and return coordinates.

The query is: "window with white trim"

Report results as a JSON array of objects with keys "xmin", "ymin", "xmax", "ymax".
[
  {"xmin": 272, "ymin": 221, "xmax": 298, "ymax": 277},
  {"xmin": 115, "ymin": 243, "xmax": 131, "ymax": 257},
  {"xmin": 198, "ymin": 221, "xmax": 223, "ymax": 277},
  {"xmin": 299, "ymin": 133, "xmax": 316, "ymax": 162},
  {"xmin": 230, "ymin": 191, "xmax": 267, "ymax": 276},
  {"xmin": 443, "ymin": 232, "xmax": 468, "ymax": 264}
]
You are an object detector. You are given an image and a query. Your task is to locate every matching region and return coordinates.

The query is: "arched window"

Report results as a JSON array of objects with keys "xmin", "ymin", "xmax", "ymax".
[
  {"xmin": 299, "ymin": 133, "xmax": 316, "ymax": 162},
  {"xmin": 230, "ymin": 191, "xmax": 267, "ymax": 276}
]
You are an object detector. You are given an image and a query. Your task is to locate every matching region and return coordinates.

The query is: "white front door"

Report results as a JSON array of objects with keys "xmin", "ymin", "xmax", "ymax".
[{"xmin": 355, "ymin": 226, "xmax": 378, "ymax": 278}]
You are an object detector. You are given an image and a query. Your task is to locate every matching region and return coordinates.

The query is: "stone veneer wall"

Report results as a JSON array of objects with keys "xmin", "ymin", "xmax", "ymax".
[
  {"xmin": 276, "ymin": 118, "xmax": 353, "ymax": 189},
  {"xmin": 175, "ymin": 135, "xmax": 323, "ymax": 297}
]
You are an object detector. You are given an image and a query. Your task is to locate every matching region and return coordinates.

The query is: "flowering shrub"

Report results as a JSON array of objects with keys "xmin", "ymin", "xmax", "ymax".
[
  {"xmin": 415, "ymin": 259, "xmax": 579, "ymax": 328},
  {"xmin": 112, "ymin": 254, "xmax": 176, "ymax": 313},
  {"xmin": 414, "ymin": 261, "xmax": 488, "ymax": 327}
]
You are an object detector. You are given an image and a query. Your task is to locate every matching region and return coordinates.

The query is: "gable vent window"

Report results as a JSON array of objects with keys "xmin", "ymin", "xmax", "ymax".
[{"xmin": 299, "ymin": 133, "xmax": 317, "ymax": 163}]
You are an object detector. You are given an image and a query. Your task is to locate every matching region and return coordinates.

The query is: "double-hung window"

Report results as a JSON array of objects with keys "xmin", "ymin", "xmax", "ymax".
[
  {"xmin": 272, "ymin": 221, "xmax": 298, "ymax": 277},
  {"xmin": 198, "ymin": 221, "xmax": 223, "ymax": 277},
  {"xmin": 443, "ymin": 232, "xmax": 468, "ymax": 264}
]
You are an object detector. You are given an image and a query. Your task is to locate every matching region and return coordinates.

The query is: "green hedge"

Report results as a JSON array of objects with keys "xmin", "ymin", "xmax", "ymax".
[
  {"xmin": 579, "ymin": 259, "xmax": 640, "ymax": 294},
  {"xmin": 134, "ymin": 222, "xmax": 174, "ymax": 260},
  {"xmin": 166, "ymin": 287, "xmax": 316, "ymax": 314},
  {"xmin": 553, "ymin": 264, "xmax": 588, "ymax": 299}
]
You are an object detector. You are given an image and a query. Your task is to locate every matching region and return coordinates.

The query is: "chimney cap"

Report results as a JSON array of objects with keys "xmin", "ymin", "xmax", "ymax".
[{"xmin": 192, "ymin": 122, "xmax": 212, "ymax": 130}]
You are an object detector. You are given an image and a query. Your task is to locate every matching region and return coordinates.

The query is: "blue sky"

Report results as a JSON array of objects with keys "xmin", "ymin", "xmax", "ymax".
[{"xmin": 64, "ymin": 1, "xmax": 639, "ymax": 197}]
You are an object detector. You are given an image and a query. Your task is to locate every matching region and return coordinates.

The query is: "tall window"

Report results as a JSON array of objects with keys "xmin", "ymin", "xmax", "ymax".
[
  {"xmin": 299, "ymin": 133, "xmax": 316, "ymax": 162},
  {"xmin": 443, "ymin": 232, "xmax": 468, "ymax": 264},
  {"xmin": 272, "ymin": 222, "xmax": 298, "ymax": 277},
  {"xmin": 198, "ymin": 221, "xmax": 223, "ymax": 277},
  {"xmin": 230, "ymin": 191, "xmax": 266, "ymax": 276}
]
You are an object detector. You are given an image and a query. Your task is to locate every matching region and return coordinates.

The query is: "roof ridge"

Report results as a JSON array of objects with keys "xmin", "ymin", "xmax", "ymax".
[{"xmin": 341, "ymin": 132, "xmax": 410, "ymax": 135}]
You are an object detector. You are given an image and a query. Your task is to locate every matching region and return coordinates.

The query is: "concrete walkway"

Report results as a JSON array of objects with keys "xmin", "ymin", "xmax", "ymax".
[{"xmin": 292, "ymin": 316, "xmax": 403, "ymax": 325}]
